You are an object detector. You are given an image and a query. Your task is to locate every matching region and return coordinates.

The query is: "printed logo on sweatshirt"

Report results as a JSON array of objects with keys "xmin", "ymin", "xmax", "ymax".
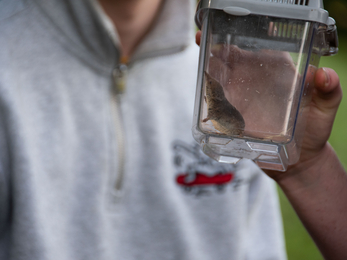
[{"xmin": 172, "ymin": 140, "xmax": 245, "ymax": 196}]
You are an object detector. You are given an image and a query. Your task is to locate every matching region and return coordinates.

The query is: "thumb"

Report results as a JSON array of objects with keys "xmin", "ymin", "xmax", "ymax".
[
  {"xmin": 302, "ymin": 67, "xmax": 343, "ymax": 152},
  {"xmin": 313, "ymin": 67, "xmax": 342, "ymax": 113},
  {"xmin": 195, "ymin": 31, "xmax": 201, "ymax": 46}
]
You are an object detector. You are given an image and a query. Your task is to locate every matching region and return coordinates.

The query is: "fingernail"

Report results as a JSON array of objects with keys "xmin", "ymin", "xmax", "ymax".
[{"xmin": 323, "ymin": 68, "xmax": 330, "ymax": 88}]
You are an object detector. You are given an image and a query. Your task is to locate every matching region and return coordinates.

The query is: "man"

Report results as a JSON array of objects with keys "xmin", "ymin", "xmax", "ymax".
[{"xmin": 0, "ymin": 0, "xmax": 344, "ymax": 260}]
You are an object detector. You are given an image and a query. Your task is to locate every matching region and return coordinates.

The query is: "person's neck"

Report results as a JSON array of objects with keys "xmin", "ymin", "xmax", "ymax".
[{"xmin": 98, "ymin": 0, "xmax": 163, "ymax": 58}]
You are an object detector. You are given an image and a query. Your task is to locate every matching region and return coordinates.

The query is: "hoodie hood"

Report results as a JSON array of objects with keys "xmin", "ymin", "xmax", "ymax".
[
  {"xmin": 31, "ymin": 0, "xmax": 197, "ymax": 66},
  {"xmin": 131, "ymin": 0, "xmax": 197, "ymax": 62},
  {"xmin": 31, "ymin": 0, "xmax": 118, "ymax": 70}
]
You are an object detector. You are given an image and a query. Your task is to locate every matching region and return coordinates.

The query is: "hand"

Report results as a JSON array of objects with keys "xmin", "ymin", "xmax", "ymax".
[{"xmin": 266, "ymin": 67, "xmax": 342, "ymax": 180}]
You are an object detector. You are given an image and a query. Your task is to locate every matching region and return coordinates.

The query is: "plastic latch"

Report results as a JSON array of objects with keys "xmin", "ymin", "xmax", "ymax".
[
  {"xmin": 223, "ymin": 7, "xmax": 251, "ymax": 16},
  {"xmin": 324, "ymin": 17, "xmax": 339, "ymax": 56}
]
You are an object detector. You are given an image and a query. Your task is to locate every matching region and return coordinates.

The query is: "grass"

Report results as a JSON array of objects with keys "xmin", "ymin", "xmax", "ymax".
[{"xmin": 279, "ymin": 34, "xmax": 347, "ymax": 260}]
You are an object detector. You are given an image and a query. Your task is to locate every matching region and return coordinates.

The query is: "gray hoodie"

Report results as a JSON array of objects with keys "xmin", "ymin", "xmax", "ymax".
[{"xmin": 0, "ymin": 0, "xmax": 287, "ymax": 259}]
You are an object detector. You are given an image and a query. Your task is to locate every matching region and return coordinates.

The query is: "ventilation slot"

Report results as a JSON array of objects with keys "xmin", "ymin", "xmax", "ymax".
[
  {"xmin": 268, "ymin": 22, "xmax": 304, "ymax": 39},
  {"xmin": 261, "ymin": 0, "xmax": 309, "ymax": 6}
]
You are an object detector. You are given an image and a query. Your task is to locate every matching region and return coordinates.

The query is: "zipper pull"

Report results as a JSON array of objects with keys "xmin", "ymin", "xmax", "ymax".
[{"xmin": 113, "ymin": 56, "xmax": 129, "ymax": 95}]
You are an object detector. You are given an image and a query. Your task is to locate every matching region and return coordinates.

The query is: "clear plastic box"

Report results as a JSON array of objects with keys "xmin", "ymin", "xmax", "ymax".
[{"xmin": 193, "ymin": 1, "xmax": 338, "ymax": 171}]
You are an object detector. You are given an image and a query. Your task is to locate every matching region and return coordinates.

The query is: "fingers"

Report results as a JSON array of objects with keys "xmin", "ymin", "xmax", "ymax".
[
  {"xmin": 195, "ymin": 31, "xmax": 201, "ymax": 46},
  {"xmin": 195, "ymin": 30, "xmax": 249, "ymax": 64},
  {"xmin": 212, "ymin": 45, "xmax": 247, "ymax": 65},
  {"xmin": 195, "ymin": 31, "xmax": 247, "ymax": 63}
]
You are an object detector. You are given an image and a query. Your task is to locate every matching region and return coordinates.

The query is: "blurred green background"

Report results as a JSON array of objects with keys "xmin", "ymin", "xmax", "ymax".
[{"xmin": 279, "ymin": 1, "xmax": 347, "ymax": 259}]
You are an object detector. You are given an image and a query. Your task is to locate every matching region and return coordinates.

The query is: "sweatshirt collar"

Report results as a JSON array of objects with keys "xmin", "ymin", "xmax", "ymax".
[
  {"xmin": 32, "ymin": 0, "xmax": 196, "ymax": 68},
  {"xmin": 91, "ymin": 0, "xmax": 196, "ymax": 63},
  {"xmin": 32, "ymin": 0, "xmax": 118, "ymax": 71},
  {"xmin": 131, "ymin": 0, "xmax": 196, "ymax": 62}
]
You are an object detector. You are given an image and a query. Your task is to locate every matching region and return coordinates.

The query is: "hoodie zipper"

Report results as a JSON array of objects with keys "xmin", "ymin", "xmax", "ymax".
[
  {"xmin": 111, "ymin": 57, "xmax": 128, "ymax": 198},
  {"xmin": 109, "ymin": 49, "xmax": 183, "ymax": 200}
]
